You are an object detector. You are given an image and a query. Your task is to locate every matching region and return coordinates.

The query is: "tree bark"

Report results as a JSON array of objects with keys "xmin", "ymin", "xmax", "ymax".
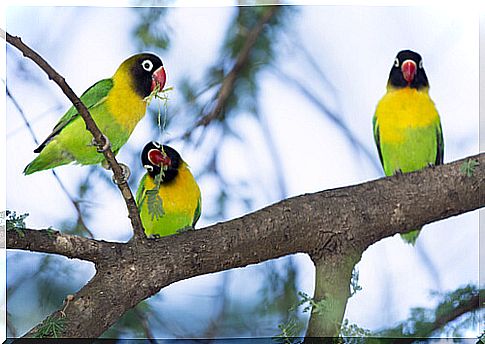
[{"xmin": 7, "ymin": 153, "xmax": 483, "ymax": 338}]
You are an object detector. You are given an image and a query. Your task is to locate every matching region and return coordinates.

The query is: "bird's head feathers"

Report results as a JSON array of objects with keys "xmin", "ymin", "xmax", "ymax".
[
  {"xmin": 141, "ymin": 141, "xmax": 181, "ymax": 182},
  {"xmin": 388, "ymin": 50, "xmax": 429, "ymax": 90},
  {"xmin": 117, "ymin": 53, "xmax": 166, "ymax": 98}
]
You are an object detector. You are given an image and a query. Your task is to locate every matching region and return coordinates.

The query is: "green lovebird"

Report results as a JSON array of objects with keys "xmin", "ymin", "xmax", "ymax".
[
  {"xmin": 373, "ymin": 50, "xmax": 444, "ymax": 245},
  {"xmin": 136, "ymin": 142, "xmax": 201, "ymax": 238},
  {"xmin": 23, "ymin": 53, "xmax": 167, "ymax": 175}
]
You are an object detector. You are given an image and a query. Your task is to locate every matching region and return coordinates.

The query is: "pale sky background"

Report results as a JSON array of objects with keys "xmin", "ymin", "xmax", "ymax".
[{"xmin": 2, "ymin": 1, "xmax": 484, "ymax": 340}]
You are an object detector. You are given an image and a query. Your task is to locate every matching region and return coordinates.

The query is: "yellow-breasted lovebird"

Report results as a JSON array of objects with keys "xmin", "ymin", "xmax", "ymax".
[
  {"xmin": 136, "ymin": 142, "xmax": 201, "ymax": 238},
  {"xmin": 24, "ymin": 53, "xmax": 167, "ymax": 175},
  {"xmin": 373, "ymin": 50, "xmax": 444, "ymax": 245}
]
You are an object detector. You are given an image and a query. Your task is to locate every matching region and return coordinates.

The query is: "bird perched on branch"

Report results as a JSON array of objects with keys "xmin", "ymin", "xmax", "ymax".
[
  {"xmin": 136, "ymin": 142, "xmax": 201, "ymax": 238},
  {"xmin": 373, "ymin": 50, "xmax": 444, "ymax": 245},
  {"xmin": 23, "ymin": 53, "xmax": 167, "ymax": 177}
]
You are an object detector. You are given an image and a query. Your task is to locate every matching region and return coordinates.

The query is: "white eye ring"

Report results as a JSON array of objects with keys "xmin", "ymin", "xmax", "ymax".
[
  {"xmin": 143, "ymin": 164, "xmax": 154, "ymax": 172},
  {"xmin": 394, "ymin": 58, "xmax": 399, "ymax": 67},
  {"xmin": 152, "ymin": 141, "xmax": 161, "ymax": 148},
  {"xmin": 419, "ymin": 60, "xmax": 423, "ymax": 69},
  {"xmin": 142, "ymin": 60, "xmax": 153, "ymax": 72}
]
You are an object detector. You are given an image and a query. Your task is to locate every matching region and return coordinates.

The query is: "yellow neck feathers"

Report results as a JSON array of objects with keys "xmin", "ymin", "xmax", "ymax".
[{"xmin": 106, "ymin": 66, "xmax": 147, "ymax": 133}]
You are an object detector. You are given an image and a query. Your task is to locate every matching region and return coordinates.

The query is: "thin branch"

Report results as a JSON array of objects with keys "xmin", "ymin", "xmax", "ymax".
[
  {"xmin": 7, "ymin": 228, "xmax": 122, "ymax": 262},
  {"xmin": 4, "ymin": 32, "xmax": 146, "ymax": 241},
  {"xmin": 271, "ymin": 66, "xmax": 382, "ymax": 173},
  {"xmin": 378, "ymin": 288, "xmax": 481, "ymax": 341},
  {"xmin": 431, "ymin": 293, "xmax": 479, "ymax": 333},
  {"xmin": 181, "ymin": 6, "xmax": 279, "ymax": 140}
]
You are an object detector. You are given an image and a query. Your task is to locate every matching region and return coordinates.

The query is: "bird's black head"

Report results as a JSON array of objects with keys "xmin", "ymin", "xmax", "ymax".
[
  {"xmin": 126, "ymin": 53, "xmax": 166, "ymax": 98},
  {"xmin": 388, "ymin": 50, "xmax": 429, "ymax": 90},
  {"xmin": 141, "ymin": 142, "xmax": 181, "ymax": 183}
]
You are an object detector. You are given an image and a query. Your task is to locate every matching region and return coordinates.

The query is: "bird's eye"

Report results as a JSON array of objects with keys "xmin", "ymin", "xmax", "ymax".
[
  {"xmin": 419, "ymin": 60, "xmax": 423, "ymax": 69},
  {"xmin": 141, "ymin": 60, "xmax": 153, "ymax": 72},
  {"xmin": 394, "ymin": 58, "xmax": 399, "ymax": 67},
  {"xmin": 143, "ymin": 164, "xmax": 154, "ymax": 172}
]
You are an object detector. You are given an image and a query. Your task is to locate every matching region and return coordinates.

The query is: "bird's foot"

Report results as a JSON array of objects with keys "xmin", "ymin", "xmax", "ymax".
[
  {"xmin": 148, "ymin": 234, "xmax": 161, "ymax": 239},
  {"xmin": 112, "ymin": 163, "xmax": 131, "ymax": 185},
  {"xmin": 176, "ymin": 226, "xmax": 196, "ymax": 234},
  {"xmin": 393, "ymin": 169, "xmax": 404, "ymax": 177},
  {"xmin": 91, "ymin": 134, "xmax": 111, "ymax": 153},
  {"xmin": 427, "ymin": 162, "xmax": 436, "ymax": 168}
]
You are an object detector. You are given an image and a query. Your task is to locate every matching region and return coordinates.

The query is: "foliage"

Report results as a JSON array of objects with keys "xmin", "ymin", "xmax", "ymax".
[
  {"xmin": 376, "ymin": 284, "xmax": 481, "ymax": 338},
  {"xmin": 339, "ymin": 319, "xmax": 372, "ymax": 342},
  {"xmin": 6, "ymin": 210, "xmax": 29, "ymax": 237},
  {"xmin": 349, "ymin": 267, "xmax": 362, "ymax": 297},
  {"xmin": 132, "ymin": 7, "xmax": 171, "ymax": 51},
  {"xmin": 460, "ymin": 159, "xmax": 479, "ymax": 177},
  {"xmin": 273, "ymin": 317, "xmax": 304, "ymax": 344},
  {"xmin": 32, "ymin": 315, "xmax": 65, "ymax": 338},
  {"xmin": 294, "ymin": 291, "xmax": 330, "ymax": 317}
]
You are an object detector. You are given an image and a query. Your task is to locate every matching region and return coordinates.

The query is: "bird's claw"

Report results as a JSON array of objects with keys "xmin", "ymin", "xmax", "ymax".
[
  {"xmin": 92, "ymin": 135, "xmax": 111, "ymax": 153},
  {"xmin": 112, "ymin": 163, "xmax": 131, "ymax": 185},
  {"xmin": 176, "ymin": 226, "xmax": 196, "ymax": 234}
]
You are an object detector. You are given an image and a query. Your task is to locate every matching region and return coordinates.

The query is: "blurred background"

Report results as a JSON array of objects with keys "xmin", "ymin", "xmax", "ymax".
[{"xmin": 4, "ymin": 2, "xmax": 482, "ymax": 339}]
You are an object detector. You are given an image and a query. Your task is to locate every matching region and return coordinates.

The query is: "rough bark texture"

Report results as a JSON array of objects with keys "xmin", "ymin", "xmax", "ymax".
[
  {"xmin": 7, "ymin": 153, "xmax": 483, "ymax": 338},
  {"xmin": 305, "ymin": 254, "xmax": 361, "ymax": 338}
]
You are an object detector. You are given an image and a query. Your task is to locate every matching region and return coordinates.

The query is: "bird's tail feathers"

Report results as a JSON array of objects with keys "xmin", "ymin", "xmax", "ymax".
[{"xmin": 400, "ymin": 227, "xmax": 422, "ymax": 245}]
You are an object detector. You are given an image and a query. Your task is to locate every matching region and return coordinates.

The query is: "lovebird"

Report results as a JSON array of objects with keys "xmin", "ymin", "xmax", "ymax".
[
  {"xmin": 373, "ymin": 50, "xmax": 444, "ymax": 244},
  {"xmin": 136, "ymin": 142, "xmax": 201, "ymax": 238},
  {"xmin": 24, "ymin": 53, "xmax": 167, "ymax": 175}
]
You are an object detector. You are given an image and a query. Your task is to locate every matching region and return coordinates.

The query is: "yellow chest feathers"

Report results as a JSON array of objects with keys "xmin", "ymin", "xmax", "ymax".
[
  {"xmin": 375, "ymin": 87, "xmax": 439, "ymax": 142},
  {"xmin": 106, "ymin": 69, "xmax": 147, "ymax": 133},
  {"xmin": 145, "ymin": 164, "xmax": 200, "ymax": 213}
]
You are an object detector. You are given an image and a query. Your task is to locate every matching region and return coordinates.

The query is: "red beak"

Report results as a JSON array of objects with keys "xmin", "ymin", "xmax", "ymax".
[
  {"xmin": 151, "ymin": 66, "xmax": 166, "ymax": 92},
  {"xmin": 148, "ymin": 149, "xmax": 171, "ymax": 167},
  {"xmin": 401, "ymin": 60, "xmax": 416, "ymax": 84}
]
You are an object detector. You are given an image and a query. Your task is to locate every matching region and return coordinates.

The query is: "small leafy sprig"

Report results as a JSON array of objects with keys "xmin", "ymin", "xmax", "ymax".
[
  {"xmin": 293, "ymin": 291, "xmax": 329, "ymax": 316},
  {"xmin": 6, "ymin": 210, "xmax": 29, "ymax": 237},
  {"xmin": 32, "ymin": 315, "xmax": 66, "ymax": 338},
  {"xmin": 460, "ymin": 159, "xmax": 479, "ymax": 177},
  {"xmin": 273, "ymin": 317, "xmax": 303, "ymax": 344}
]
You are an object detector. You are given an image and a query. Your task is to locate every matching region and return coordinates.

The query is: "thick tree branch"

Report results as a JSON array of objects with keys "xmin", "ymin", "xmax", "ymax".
[
  {"xmin": 9, "ymin": 153, "xmax": 483, "ymax": 337},
  {"xmin": 5, "ymin": 32, "xmax": 146, "ymax": 241},
  {"xmin": 7, "ymin": 228, "xmax": 123, "ymax": 263}
]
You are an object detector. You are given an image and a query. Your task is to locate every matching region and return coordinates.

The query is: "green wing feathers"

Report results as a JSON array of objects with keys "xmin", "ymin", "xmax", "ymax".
[
  {"xmin": 33, "ymin": 79, "xmax": 113, "ymax": 153},
  {"xmin": 372, "ymin": 115, "xmax": 384, "ymax": 169},
  {"xmin": 192, "ymin": 196, "xmax": 202, "ymax": 228},
  {"xmin": 23, "ymin": 79, "xmax": 114, "ymax": 175}
]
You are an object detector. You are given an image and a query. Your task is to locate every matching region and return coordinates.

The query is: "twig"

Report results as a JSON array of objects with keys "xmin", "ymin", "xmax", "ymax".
[
  {"xmin": 5, "ymin": 32, "xmax": 146, "ymax": 241},
  {"xmin": 181, "ymin": 6, "xmax": 279, "ymax": 140},
  {"xmin": 271, "ymin": 66, "xmax": 382, "ymax": 173}
]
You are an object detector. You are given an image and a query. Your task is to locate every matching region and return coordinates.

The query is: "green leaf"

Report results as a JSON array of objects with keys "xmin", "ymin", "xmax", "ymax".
[
  {"xmin": 33, "ymin": 315, "xmax": 66, "ymax": 338},
  {"xmin": 146, "ymin": 189, "xmax": 164, "ymax": 221},
  {"xmin": 460, "ymin": 159, "xmax": 479, "ymax": 177},
  {"xmin": 273, "ymin": 317, "xmax": 303, "ymax": 344},
  {"xmin": 6, "ymin": 210, "xmax": 29, "ymax": 237}
]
